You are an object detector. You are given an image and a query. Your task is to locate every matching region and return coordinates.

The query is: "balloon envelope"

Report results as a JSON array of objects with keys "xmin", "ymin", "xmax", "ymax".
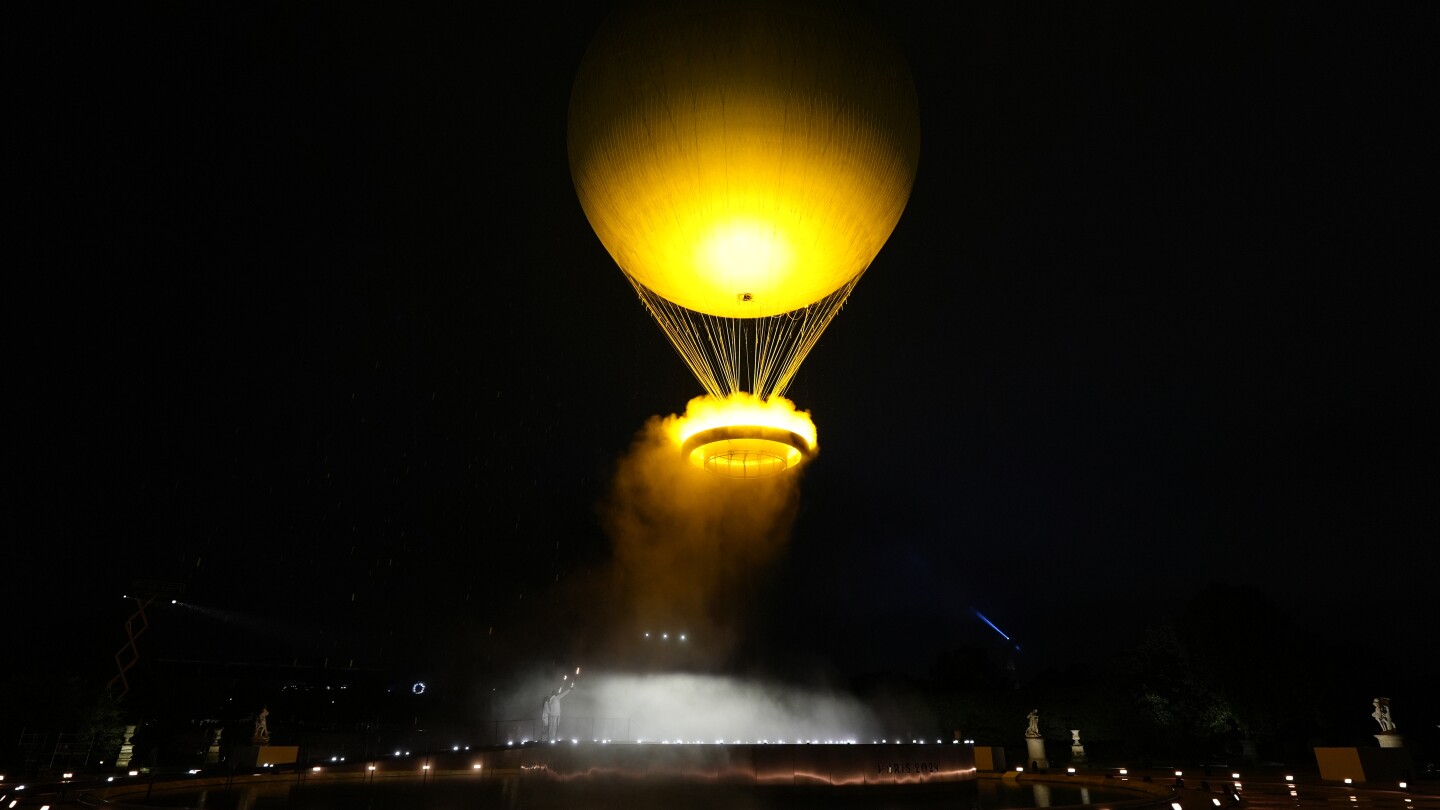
[{"xmin": 569, "ymin": 0, "xmax": 921, "ymax": 320}]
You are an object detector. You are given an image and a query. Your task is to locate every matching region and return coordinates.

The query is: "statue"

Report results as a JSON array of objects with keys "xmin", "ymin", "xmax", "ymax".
[
  {"xmin": 1371, "ymin": 698, "xmax": 1396, "ymax": 732},
  {"xmin": 1023, "ymin": 709, "xmax": 1048, "ymax": 768},
  {"xmin": 1071, "ymin": 729, "xmax": 1082, "ymax": 745},
  {"xmin": 253, "ymin": 707, "xmax": 271, "ymax": 744}
]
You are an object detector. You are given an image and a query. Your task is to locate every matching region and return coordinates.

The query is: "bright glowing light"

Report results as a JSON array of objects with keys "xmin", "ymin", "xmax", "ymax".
[
  {"xmin": 1017, "ymin": 767, "xmax": 1024, "ymax": 772},
  {"xmin": 473, "ymin": 764, "xmax": 482, "ymax": 770},
  {"xmin": 1232, "ymin": 772, "xmax": 1241, "ymax": 779},
  {"xmin": 62, "ymin": 773, "xmax": 73, "ymax": 780},
  {"xmin": 311, "ymin": 766, "xmax": 321, "ymax": 773},
  {"xmin": 571, "ymin": 31, "xmax": 918, "ymax": 321},
  {"xmin": 570, "ymin": 4, "xmax": 920, "ymax": 402},
  {"xmin": 1399, "ymin": 782, "xmax": 1408, "ymax": 789},
  {"xmin": 422, "ymin": 764, "xmax": 430, "ymax": 770},
  {"xmin": 1285, "ymin": 775, "xmax": 1294, "ymax": 781},
  {"xmin": 1068, "ymin": 768, "xmax": 1076, "ymax": 773},
  {"xmin": 1119, "ymin": 769, "xmax": 1128, "ymax": 775},
  {"xmin": 1344, "ymin": 778, "xmax": 1353, "ymax": 784},
  {"xmin": 1176, "ymin": 771, "xmax": 1184, "ymax": 777},
  {"xmin": 129, "ymin": 771, "xmax": 138, "ymax": 777},
  {"xmin": 974, "ymin": 610, "xmax": 1012, "ymax": 640},
  {"xmin": 1172, "ymin": 803, "xmax": 1184, "ymax": 810},
  {"xmin": 1214, "ymin": 800, "xmax": 1223, "ymax": 806},
  {"xmin": 367, "ymin": 765, "xmax": 376, "ymax": 771},
  {"xmin": 669, "ymin": 393, "xmax": 817, "ymax": 476}
]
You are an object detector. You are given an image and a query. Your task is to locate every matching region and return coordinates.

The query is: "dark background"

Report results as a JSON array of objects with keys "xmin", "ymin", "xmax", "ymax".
[{"xmin": 9, "ymin": 0, "xmax": 1434, "ymax": 755}]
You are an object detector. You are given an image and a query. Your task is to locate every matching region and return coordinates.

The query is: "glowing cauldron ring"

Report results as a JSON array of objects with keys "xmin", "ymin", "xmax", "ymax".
[{"xmin": 680, "ymin": 425, "xmax": 813, "ymax": 478}]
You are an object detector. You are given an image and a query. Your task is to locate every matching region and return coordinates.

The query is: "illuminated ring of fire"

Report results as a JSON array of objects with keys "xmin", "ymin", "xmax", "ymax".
[{"xmin": 680, "ymin": 425, "xmax": 813, "ymax": 479}]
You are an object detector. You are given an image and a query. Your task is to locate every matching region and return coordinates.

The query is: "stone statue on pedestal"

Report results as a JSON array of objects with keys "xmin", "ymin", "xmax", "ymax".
[
  {"xmin": 1371, "ymin": 698, "xmax": 1396, "ymax": 732},
  {"xmin": 1023, "ymin": 709, "xmax": 1048, "ymax": 768},
  {"xmin": 1371, "ymin": 697, "xmax": 1404, "ymax": 748},
  {"xmin": 253, "ymin": 707, "xmax": 270, "ymax": 745}
]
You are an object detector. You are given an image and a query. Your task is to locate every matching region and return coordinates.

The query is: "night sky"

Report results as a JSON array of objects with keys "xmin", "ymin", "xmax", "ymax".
[{"xmin": 12, "ymin": 2, "xmax": 1434, "ymax": 712}]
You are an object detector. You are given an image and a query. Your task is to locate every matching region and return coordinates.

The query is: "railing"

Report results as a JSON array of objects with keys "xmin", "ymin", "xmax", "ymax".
[{"xmin": 480, "ymin": 716, "xmax": 632, "ymax": 745}]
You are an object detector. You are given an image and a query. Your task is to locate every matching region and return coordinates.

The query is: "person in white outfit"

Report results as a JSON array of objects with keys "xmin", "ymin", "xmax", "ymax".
[{"xmin": 543, "ymin": 683, "xmax": 575, "ymax": 741}]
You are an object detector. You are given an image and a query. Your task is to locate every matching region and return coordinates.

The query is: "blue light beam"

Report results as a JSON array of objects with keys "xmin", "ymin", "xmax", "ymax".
[{"xmin": 974, "ymin": 610, "xmax": 1011, "ymax": 641}]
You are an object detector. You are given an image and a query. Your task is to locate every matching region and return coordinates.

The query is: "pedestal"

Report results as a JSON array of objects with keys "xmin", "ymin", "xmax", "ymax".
[
  {"xmin": 1315, "ymin": 747, "xmax": 1413, "ymax": 783},
  {"xmin": 115, "ymin": 725, "xmax": 137, "ymax": 769},
  {"xmin": 974, "ymin": 746, "xmax": 1007, "ymax": 771},
  {"xmin": 232, "ymin": 745, "xmax": 299, "ymax": 768},
  {"xmin": 1375, "ymin": 733, "xmax": 1404, "ymax": 749},
  {"xmin": 1071, "ymin": 744, "xmax": 1087, "ymax": 765},
  {"xmin": 1025, "ymin": 735, "xmax": 1049, "ymax": 770}
]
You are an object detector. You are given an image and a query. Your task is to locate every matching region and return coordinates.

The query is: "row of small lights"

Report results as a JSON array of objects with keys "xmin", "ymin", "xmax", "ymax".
[{"xmin": 0, "ymin": 766, "xmax": 1413, "ymax": 794}]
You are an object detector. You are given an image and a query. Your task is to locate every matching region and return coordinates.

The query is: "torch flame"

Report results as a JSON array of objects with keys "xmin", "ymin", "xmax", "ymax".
[
  {"xmin": 665, "ymin": 393, "xmax": 818, "ymax": 477},
  {"xmin": 667, "ymin": 393, "xmax": 817, "ymax": 452}
]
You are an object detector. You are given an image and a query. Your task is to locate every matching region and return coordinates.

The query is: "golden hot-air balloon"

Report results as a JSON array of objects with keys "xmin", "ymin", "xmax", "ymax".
[{"xmin": 569, "ymin": 0, "xmax": 920, "ymax": 477}]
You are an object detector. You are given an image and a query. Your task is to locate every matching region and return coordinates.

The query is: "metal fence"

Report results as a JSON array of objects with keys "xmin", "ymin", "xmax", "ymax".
[{"xmin": 482, "ymin": 716, "xmax": 631, "ymax": 745}]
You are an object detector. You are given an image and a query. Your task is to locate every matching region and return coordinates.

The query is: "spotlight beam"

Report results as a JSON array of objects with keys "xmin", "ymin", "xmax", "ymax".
[{"xmin": 974, "ymin": 610, "xmax": 1011, "ymax": 641}]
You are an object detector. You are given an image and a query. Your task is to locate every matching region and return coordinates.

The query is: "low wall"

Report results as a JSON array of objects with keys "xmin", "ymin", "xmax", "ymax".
[{"xmin": 485, "ymin": 742, "xmax": 976, "ymax": 785}]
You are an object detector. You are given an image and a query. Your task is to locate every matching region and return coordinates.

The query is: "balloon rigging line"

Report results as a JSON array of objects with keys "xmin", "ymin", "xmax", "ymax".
[{"xmin": 628, "ymin": 272, "xmax": 858, "ymax": 400}]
